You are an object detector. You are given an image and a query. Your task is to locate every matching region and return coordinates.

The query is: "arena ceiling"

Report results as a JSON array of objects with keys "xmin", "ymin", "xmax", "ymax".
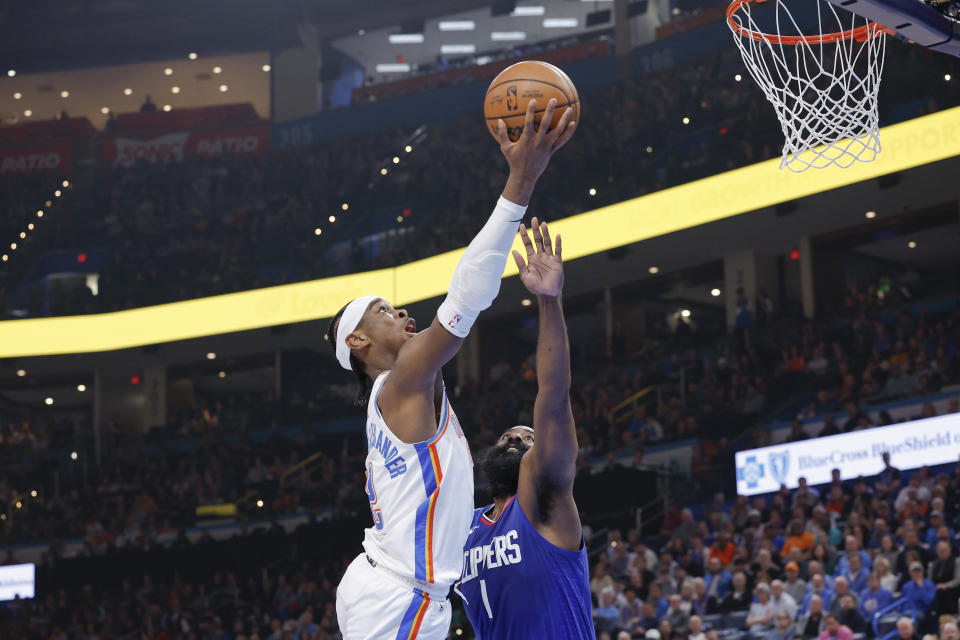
[{"xmin": 0, "ymin": 0, "xmax": 487, "ymax": 73}]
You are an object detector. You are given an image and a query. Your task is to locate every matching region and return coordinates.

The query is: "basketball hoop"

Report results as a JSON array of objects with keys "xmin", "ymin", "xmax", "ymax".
[{"xmin": 727, "ymin": 0, "xmax": 892, "ymax": 171}]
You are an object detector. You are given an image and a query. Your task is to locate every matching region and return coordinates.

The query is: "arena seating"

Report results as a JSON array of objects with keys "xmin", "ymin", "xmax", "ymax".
[{"xmin": 0, "ymin": 38, "xmax": 955, "ymax": 318}]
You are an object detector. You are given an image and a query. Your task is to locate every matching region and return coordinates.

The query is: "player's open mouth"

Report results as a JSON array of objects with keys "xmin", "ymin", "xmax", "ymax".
[{"xmin": 404, "ymin": 318, "xmax": 417, "ymax": 334}]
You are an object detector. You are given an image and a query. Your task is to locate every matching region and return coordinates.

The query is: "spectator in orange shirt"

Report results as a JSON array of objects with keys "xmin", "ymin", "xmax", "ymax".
[
  {"xmin": 709, "ymin": 531, "xmax": 737, "ymax": 567},
  {"xmin": 782, "ymin": 519, "xmax": 815, "ymax": 559},
  {"xmin": 825, "ymin": 487, "xmax": 847, "ymax": 516}
]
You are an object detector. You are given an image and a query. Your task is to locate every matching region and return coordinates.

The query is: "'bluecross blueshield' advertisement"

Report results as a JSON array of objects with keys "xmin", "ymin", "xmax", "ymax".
[{"xmin": 735, "ymin": 412, "xmax": 960, "ymax": 495}]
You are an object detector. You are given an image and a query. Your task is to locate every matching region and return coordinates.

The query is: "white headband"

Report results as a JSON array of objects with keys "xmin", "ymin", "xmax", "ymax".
[{"xmin": 336, "ymin": 296, "xmax": 378, "ymax": 371}]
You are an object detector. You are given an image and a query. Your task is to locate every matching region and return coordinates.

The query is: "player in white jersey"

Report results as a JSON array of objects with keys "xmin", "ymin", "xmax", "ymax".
[{"xmin": 326, "ymin": 98, "xmax": 576, "ymax": 640}]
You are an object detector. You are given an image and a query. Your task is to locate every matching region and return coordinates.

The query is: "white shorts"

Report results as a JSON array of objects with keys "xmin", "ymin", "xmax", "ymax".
[{"xmin": 336, "ymin": 554, "xmax": 452, "ymax": 640}]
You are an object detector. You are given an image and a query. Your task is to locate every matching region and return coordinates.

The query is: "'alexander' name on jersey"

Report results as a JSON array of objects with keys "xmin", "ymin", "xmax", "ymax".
[
  {"xmin": 460, "ymin": 529, "xmax": 522, "ymax": 583},
  {"xmin": 367, "ymin": 421, "xmax": 407, "ymax": 478}
]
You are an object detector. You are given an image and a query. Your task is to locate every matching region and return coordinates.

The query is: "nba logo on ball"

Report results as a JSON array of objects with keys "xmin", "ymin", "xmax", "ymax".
[
  {"xmin": 484, "ymin": 60, "xmax": 580, "ymax": 142},
  {"xmin": 506, "ymin": 85, "xmax": 519, "ymax": 111}
]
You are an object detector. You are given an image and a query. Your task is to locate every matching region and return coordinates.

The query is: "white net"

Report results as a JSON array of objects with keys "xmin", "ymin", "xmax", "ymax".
[{"xmin": 727, "ymin": 0, "xmax": 888, "ymax": 171}]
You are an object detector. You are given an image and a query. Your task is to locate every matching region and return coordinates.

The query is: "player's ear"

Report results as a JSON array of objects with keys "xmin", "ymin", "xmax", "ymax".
[{"xmin": 346, "ymin": 331, "xmax": 369, "ymax": 350}]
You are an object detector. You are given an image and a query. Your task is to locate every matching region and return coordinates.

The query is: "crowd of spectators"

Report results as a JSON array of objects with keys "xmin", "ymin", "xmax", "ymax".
[
  {"xmin": 0, "ymin": 416, "xmax": 369, "ymax": 549},
  {"xmin": 0, "ymin": 522, "xmax": 349, "ymax": 640},
  {"xmin": 1, "ymin": 288, "xmax": 958, "ymax": 550},
  {"xmin": 0, "ymin": 37, "xmax": 956, "ymax": 317},
  {"xmin": 6, "ymin": 425, "xmax": 960, "ymax": 639},
  {"xmin": 590, "ymin": 455, "xmax": 960, "ymax": 640}
]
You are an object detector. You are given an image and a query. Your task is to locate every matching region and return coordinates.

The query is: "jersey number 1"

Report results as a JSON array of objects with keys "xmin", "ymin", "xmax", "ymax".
[
  {"xmin": 480, "ymin": 579, "xmax": 494, "ymax": 619},
  {"xmin": 365, "ymin": 463, "xmax": 384, "ymax": 530}
]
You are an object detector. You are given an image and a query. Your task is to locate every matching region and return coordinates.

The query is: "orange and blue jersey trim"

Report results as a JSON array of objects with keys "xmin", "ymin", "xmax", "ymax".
[
  {"xmin": 413, "ymin": 393, "xmax": 451, "ymax": 583},
  {"xmin": 395, "ymin": 590, "xmax": 430, "ymax": 640},
  {"xmin": 480, "ymin": 495, "xmax": 516, "ymax": 526}
]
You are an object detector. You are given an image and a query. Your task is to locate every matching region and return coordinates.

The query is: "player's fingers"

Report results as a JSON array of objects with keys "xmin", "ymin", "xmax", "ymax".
[
  {"xmin": 536, "ymin": 99, "xmax": 557, "ymax": 145},
  {"xmin": 521, "ymin": 99, "xmax": 536, "ymax": 141},
  {"xmin": 512, "ymin": 250, "xmax": 526, "ymax": 272},
  {"xmin": 519, "ymin": 224, "xmax": 535, "ymax": 258},
  {"xmin": 555, "ymin": 234, "xmax": 562, "ymax": 260},
  {"xmin": 551, "ymin": 121, "xmax": 577, "ymax": 152},
  {"xmin": 546, "ymin": 107, "xmax": 573, "ymax": 146},
  {"xmin": 531, "ymin": 217, "xmax": 545, "ymax": 254},
  {"xmin": 497, "ymin": 119, "xmax": 509, "ymax": 148},
  {"xmin": 540, "ymin": 221, "xmax": 553, "ymax": 256}
]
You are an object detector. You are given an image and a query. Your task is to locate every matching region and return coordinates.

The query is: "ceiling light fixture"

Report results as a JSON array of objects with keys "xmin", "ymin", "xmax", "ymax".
[
  {"xmin": 439, "ymin": 20, "xmax": 475, "ymax": 31},
  {"xmin": 389, "ymin": 33, "xmax": 425, "ymax": 44},
  {"xmin": 543, "ymin": 17, "xmax": 578, "ymax": 28},
  {"xmin": 491, "ymin": 31, "xmax": 527, "ymax": 41},
  {"xmin": 512, "ymin": 6, "xmax": 545, "ymax": 16},
  {"xmin": 441, "ymin": 44, "xmax": 476, "ymax": 54}
]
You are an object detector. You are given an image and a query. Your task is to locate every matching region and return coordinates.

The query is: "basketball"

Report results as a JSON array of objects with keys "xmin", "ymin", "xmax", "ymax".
[{"xmin": 484, "ymin": 60, "xmax": 580, "ymax": 142}]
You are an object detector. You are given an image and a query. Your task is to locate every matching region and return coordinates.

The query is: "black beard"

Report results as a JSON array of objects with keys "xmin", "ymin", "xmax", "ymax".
[{"xmin": 481, "ymin": 442, "xmax": 528, "ymax": 499}]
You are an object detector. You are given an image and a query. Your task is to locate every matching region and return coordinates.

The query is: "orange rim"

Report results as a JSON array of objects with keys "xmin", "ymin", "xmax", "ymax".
[{"xmin": 726, "ymin": 0, "xmax": 893, "ymax": 45}]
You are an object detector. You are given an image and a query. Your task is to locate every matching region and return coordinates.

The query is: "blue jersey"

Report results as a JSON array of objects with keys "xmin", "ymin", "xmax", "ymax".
[{"xmin": 457, "ymin": 495, "xmax": 594, "ymax": 640}]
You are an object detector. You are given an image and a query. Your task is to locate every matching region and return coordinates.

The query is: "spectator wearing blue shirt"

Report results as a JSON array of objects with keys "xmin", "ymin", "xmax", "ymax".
[
  {"xmin": 901, "ymin": 562, "xmax": 936, "ymax": 620},
  {"xmin": 766, "ymin": 610, "xmax": 796, "ymax": 640},
  {"xmin": 925, "ymin": 510, "xmax": 953, "ymax": 549},
  {"xmin": 800, "ymin": 573, "xmax": 835, "ymax": 616},
  {"xmin": 704, "ymin": 557, "xmax": 732, "ymax": 601},
  {"xmin": 835, "ymin": 536, "xmax": 872, "ymax": 576},
  {"xmin": 840, "ymin": 553, "xmax": 870, "ymax": 594},
  {"xmin": 294, "ymin": 611, "xmax": 318, "ymax": 640},
  {"xmin": 874, "ymin": 451, "xmax": 902, "ymax": 501},
  {"xmin": 648, "ymin": 583, "xmax": 670, "ymax": 619},
  {"xmin": 619, "ymin": 587, "xmax": 645, "ymax": 634},
  {"xmin": 595, "ymin": 589, "xmax": 621, "ymax": 634},
  {"xmin": 859, "ymin": 573, "xmax": 894, "ymax": 620},
  {"xmin": 636, "ymin": 602, "xmax": 661, "ymax": 635},
  {"xmin": 807, "ymin": 561, "xmax": 835, "ymax": 592}
]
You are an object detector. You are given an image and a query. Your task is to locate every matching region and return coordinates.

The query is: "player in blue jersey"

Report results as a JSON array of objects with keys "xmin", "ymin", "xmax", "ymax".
[{"xmin": 456, "ymin": 218, "xmax": 594, "ymax": 639}]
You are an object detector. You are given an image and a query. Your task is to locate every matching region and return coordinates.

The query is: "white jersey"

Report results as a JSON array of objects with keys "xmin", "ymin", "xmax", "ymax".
[{"xmin": 361, "ymin": 371, "xmax": 474, "ymax": 590}]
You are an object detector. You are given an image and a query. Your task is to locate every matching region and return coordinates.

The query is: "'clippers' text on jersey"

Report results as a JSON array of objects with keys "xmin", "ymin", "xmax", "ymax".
[{"xmin": 460, "ymin": 529, "xmax": 522, "ymax": 583}]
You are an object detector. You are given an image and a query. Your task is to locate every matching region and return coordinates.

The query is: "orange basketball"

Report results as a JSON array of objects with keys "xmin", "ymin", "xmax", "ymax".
[{"xmin": 484, "ymin": 60, "xmax": 580, "ymax": 142}]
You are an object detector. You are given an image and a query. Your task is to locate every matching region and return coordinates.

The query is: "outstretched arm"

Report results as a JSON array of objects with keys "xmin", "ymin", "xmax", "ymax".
[
  {"xmin": 381, "ymin": 101, "xmax": 576, "ymax": 443},
  {"xmin": 514, "ymin": 220, "xmax": 582, "ymax": 551}
]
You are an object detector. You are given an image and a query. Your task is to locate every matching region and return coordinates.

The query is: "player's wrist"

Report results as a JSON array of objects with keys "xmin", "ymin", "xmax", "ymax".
[{"xmin": 502, "ymin": 171, "xmax": 537, "ymax": 206}]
